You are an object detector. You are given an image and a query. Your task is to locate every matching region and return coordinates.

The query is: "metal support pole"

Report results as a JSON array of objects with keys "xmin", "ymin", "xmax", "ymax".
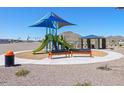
[
  {"xmin": 102, "ymin": 38, "xmax": 106, "ymax": 49},
  {"xmin": 87, "ymin": 39, "xmax": 91, "ymax": 49},
  {"xmin": 46, "ymin": 27, "xmax": 48, "ymax": 52},
  {"xmin": 48, "ymin": 28, "xmax": 51, "ymax": 51},
  {"xmin": 52, "ymin": 28, "xmax": 54, "ymax": 51},
  {"xmin": 98, "ymin": 38, "xmax": 100, "ymax": 49},
  {"xmin": 81, "ymin": 39, "xmax": 83, "ymax": 49},
  {"xmin": 55, "ymin": 21, "xmax": 58, "ymax": 50}
]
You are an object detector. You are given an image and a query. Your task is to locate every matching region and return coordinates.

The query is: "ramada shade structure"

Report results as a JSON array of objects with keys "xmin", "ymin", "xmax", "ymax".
[{"xmin": 81, "ymin": 35, "xmax": 106, "ymax": 49}]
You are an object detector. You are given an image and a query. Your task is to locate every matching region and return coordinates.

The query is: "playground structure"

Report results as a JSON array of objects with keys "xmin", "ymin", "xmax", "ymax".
[{"xmin": 30, "ymin": 12, "xmax": 74, "ymax": 54}]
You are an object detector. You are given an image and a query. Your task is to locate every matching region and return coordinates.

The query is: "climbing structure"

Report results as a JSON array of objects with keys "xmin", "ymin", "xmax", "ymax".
[{"xmin": 30, "ymin": 12, "xmax": 74, "ymax": 54}]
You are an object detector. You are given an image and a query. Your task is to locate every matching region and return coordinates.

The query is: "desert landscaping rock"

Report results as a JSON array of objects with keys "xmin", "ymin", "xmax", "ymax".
[{"xmin": 0, "ymin": 43, "xmax": 124, "ymax": 85}]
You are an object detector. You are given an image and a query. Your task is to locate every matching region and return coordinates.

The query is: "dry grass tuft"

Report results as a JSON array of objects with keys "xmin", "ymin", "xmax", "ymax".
[
  {"xmin": 97, "ymin": 65, "xmax": 112, "ymax": 71},
  {"xmin": 15, "ymin": 69, "xmax": 30, "ymax": 77},
  {"xmin": 74, "ymin": 80, "xmax": 92, "ymax": 86}
]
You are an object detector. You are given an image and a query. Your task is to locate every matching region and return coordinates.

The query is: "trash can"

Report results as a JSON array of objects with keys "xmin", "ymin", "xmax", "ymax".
[{"xmin": 5, "ymin": 51, "xmax": 14, "ymax": 67}]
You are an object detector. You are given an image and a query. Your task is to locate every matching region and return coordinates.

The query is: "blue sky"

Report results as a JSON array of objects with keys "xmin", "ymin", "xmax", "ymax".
[{"xmin": 0, "ymin": 7, "xmax": 124, "ymax": 40}]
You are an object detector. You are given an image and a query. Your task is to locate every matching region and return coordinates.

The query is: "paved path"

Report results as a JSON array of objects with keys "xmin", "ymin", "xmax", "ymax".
[{"xmin": 0, "ymin": 49, "xmax": 123, "ymax": 66}]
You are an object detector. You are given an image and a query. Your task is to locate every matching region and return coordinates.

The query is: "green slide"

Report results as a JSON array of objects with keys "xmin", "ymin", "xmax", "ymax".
[
  {"xmin": 33, "ymin": 38, "xmax": 49, "ymax": 54},
  {"xmin": 57, "ymin": 37, "xmax": 73, "ymax": 49},
  {"xmin": 33, "ymin": 34, "xmax": 73, "ymax": 54}
]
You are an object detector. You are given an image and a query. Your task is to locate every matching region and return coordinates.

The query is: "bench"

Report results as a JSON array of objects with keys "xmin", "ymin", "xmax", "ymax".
[
  {"xmin": 70, "ymin": 49, "xmax": 92, "ymax": 57},
  {"xmin": 48, "ymin": 49, "xmax": 92, "ymax": 59},
  {"xmin": 48, "ymin": 51, "xmax": 70, "ymax": 59}
]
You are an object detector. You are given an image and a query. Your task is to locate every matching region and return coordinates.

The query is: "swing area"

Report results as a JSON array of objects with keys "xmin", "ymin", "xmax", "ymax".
[{"xmin": 29, "ymin": 12, "xmax": 93, "ymax": 58}]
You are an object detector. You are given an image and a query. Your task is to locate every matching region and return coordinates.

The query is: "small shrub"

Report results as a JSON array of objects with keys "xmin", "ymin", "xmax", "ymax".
[
  {"xmin": 74, "ymin": 80, "xmax": 92, "ymax": 86},
  {"xmin": 15, "ymin": 69, "xmax": 30, "ymax": 77},
  {"xmin": 110, "ymin": 48, "xmax": 114, "ymax": 50},
  {"xmin": 97, "ymin": 65, "xmax": 112, "ymax": 71},
  {"xmin": 119, "ymin": 44, "xmax": 122, "ymax": 46}
]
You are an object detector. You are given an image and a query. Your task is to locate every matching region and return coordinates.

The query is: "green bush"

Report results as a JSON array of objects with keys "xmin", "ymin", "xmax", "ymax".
[
  {"xmin": 15, "ymin": 69, "xmax": 30, "ymax": 77},
  {"xmin": 119, "ymin": 44, "xmax": 122, "ymax": 47}
]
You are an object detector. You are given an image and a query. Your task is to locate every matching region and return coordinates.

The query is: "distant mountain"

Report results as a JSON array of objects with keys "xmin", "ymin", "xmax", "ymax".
[
  {"xmin": 60, "ymin": 31, "xmax": 124, "ymax": 42},
  {"xmin": 106, "ymin": 36, "xmax": 124, "ymax": 41},
  {"xmin": 105, "ymin": 36, "xmax": 124, "ymax": 46},
  {"xmin": 59, "ymin": 31, "xmax": 124, "ymax": 47},
  {"xmin": 59, "ymin": 31, "xmax": 81, "ymax": 43}
]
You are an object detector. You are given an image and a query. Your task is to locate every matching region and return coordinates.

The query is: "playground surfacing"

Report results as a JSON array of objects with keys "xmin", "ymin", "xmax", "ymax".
[
  {"xmin": 16, "ymin": 51, "xmax": 47, "ymax": 60},
  {"xmin": 15, "ymin": 50, "xmax": 108, "ymax": 60}
]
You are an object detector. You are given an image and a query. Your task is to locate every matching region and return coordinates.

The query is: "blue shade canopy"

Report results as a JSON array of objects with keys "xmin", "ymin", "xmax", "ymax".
[
  {"xmin": 30, "ymin": 19, "xmax": 56, "ymax": 29},
  {"xmin": 48, "ymin": 13, "xmax": 75, "ymax": 29},
  {"xmin": 81, "ymin": 35, "xmax": 105, "ymax": 39},
  {"xmin": 30, "ymin": 12, "xmax": 75, "ymax": 29}
]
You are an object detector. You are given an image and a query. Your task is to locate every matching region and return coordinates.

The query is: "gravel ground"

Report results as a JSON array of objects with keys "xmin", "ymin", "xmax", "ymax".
[
  {"xmin": 0, "ymin": 42, "xmax": 40, "ymax": 55},
  {"xmin": 0, "ymin": 43, "xmax": 124, "ymax": 86}
]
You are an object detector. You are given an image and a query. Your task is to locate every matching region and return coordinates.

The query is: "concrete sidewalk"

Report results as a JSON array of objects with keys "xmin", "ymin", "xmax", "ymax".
[{"xmin": 0, "ymin": 50, "xmax": 123, "ymax": 66}]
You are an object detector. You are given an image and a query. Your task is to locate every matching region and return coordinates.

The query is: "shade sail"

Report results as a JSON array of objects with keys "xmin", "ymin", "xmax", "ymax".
[
  {"xmin": 29, "ymin": 19, "xmax": 56, "ymax": 29},
  {"xmin": 58, "ymin": 22, "xmax": 74, "ymax": 29},
  {"xmin": 48, "ymin": 13, "xmax": 75, "ymax": 29},
  {"xmin": 30, "ymin": 12, "xmax": 75, "ymax": 29}
]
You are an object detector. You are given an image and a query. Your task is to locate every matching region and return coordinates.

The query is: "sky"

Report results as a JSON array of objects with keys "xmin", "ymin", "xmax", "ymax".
[{"xmin": 0, "ymin": 7, "xmax": 124, "ymax": 40}]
